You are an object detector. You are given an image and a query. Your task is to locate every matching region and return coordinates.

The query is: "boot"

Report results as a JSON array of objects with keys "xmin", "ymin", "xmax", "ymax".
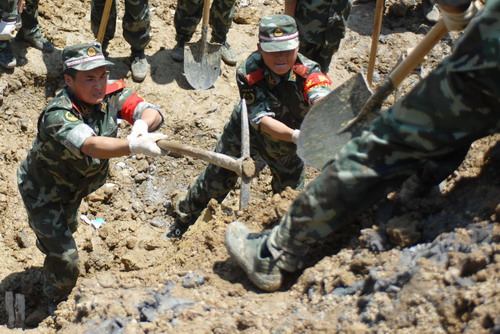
[
  {"xmin": 171, "ymin": 42, "xmax": 185, "ymax": 62},
  {"xmin": 0, "ymin": 41, "xmax": 16, "ymax": 69},
  {"xmin": 131, "ymin": 51, "xmax": 149, "ymax": 82},
  {"xmin": 165, "ymin": 191, "xmax": 199, "ymax": 239},
  {"xmin": 16, "ymin": 28, "xmax": 54, "ymax": 53},
  {"xmin": 220, "ymin": 41, "xmax": 237, "ymax": 66},
  {"xmin": 225, "ymin": 221, "xmax": 283, "ymax": 291}
]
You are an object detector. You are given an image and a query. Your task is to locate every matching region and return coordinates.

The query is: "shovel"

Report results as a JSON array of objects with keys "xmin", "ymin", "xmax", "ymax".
[
  {"xmin": 184, "ymin": 0, "xmax": 222, "ymax": 90},
  {"xmin": 157, "ymin": 100, "xmax": 253, "ymax": 209},
  {"xmin": 96, "ymin": 0, "xmax": 113, "ymax": 44},
  {"xmin": 298, "ymin": 19, "xmax": 448, "ymax": 169}
]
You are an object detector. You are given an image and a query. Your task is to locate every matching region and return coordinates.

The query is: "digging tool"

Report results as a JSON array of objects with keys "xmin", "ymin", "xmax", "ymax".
[
  {"xmin": 366, "ymin": 0, "xmax": 385, "ymax": 88},
  {"xmin": 297, "ymin": 19, "xmax": 448, "ymax": 169},
  {"xmin": 97, "ymin": 0, "xmax": 113, "ymax": 44},
  {"xmin": 184, "ymin": 0, "xmax": 222, "ymax": 90},
  {"xmin": 157, "ymin": 100, "xmax": 254, "ymax": 209}
]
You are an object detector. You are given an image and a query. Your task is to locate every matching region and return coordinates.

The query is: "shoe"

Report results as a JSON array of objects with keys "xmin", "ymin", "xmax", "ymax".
[
  {"xmin": 16, "ymin": 28, "xmax": 54, "ymax": 53},
  {"xmin": 165, "ymin": 220, "xmax": 190, "ymax": 239},
  {"xmin": 0, "ymin": 43, "xmax": 16, "ymax": 69},
  {"xmin": 220, "ymin": 41, "xmax": 237, "ymax": 66},
  {"xmin": 171, "ymin": 42, "xmax": 185, "ymax": 62},
  {"xmin": 425, "ymin": 4, "xmax": 440, "ymax": 23},
  {"xmin": 225, "ymin": 221, "xmax": 283, "ymax": 291},
  {"xmin": 131, "ymin": 51, "xmax": 149, "ymax": 82},
  {"xmin": 398, "ymin": 174, "xmax": 439, "ymax": 203}
]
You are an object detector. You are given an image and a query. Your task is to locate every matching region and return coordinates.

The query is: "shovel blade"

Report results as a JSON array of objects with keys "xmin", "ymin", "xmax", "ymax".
[
  {"xmin": 184, "ymin": 40, "xmax": 221, "ymax": 90},
  {"xmin": 297, "ymin": 73, "xmax": 372, "ymax": 169}
]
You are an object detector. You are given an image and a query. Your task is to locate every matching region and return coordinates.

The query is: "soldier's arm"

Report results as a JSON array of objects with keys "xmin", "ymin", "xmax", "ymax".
[{"xmin": 259, "ymin": 116, "xmax": 297, "ymax": 143}]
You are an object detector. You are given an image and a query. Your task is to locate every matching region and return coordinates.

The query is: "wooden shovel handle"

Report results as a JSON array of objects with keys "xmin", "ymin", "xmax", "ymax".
[
  {"xmin": 202, "ymin": 0, "xmax": 211, "ymax": 27},
  {"xmin": 367, "ymin": 0, "xmax": 385, "ymax": 88},
  {"xmin": 97, "ymin": 0, "xmax": 113, "ymax": 44}
]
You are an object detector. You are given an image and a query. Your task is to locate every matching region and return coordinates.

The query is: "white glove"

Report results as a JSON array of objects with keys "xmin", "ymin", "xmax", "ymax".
[
  {"xmin": 0, "ymin": 20, "xmax": 18, "ymax": 41},
  {"xmin": 440, "ymin": 2, "xmax": 477, "ymax": 31},
  {"xmin": 291, "ymin": 129, "xmax": 300, "ymax": 144},
  {"xmin": 129, "ymin": 133, "xmax": 168, "ymax": 157},
  {"xmin": 126, "ymin": 119, "xmax": 149, "ymax": 140}
]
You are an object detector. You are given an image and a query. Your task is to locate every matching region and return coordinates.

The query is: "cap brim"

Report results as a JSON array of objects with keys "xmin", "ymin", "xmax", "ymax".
[
  {"xmin": 260, "ymin": 38, "xmax": 299, "ymax": 52},
  {"xmin": 72, "ymin": 59, "xmax": 114, "ymax": 71}
]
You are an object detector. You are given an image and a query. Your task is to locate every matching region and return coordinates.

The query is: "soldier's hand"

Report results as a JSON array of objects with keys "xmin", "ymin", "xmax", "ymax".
[
  {"xmin": 129, "ymin": 133, "xmax": 169, "ymax": 157},
  {"xmin": 291, "ymin": 129, "xmax": 300, "ymax": 144},
  {"xmin": 440, "ymin": 2, "xmax": 477, "ymax": 31},
  {"xmin": 126, "ymin": 119, "xmax": 149, "ymax": 140}
]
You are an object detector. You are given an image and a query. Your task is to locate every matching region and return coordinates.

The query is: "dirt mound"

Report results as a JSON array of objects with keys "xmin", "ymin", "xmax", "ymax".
[{"xmin": 0, "ymin": 0, "xmax": 499, "ymax": 333}]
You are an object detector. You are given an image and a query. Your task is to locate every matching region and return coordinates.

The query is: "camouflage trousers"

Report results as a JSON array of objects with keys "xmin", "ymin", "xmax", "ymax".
[
  {"xmin": 174, "ymin": 0, "xmax": 236, "ymax": 43},
  {"xmin": 178, "ymin": 103, "xmax": 305, "ymax": 218},
  {"xmin": 18, "ymin": 186, "xmax": 81, "ymax": 302},
  {"xmin": 268, "ymin": 2, "xmax": 500, "ymax": 269},
  {"xmin": 0, "ymin": 0, "xmax": 17, "ymax": 20},
  {"xmin": 295, "ymin": 0, "xmax": 352, "ymax": 72},
  {"xmin": 2, "ymin": 0, "xmax": 43, "ymax": 39},
  {"xmin": 91, "ymin": 0, "xmax": 151, "ymax": 52}
]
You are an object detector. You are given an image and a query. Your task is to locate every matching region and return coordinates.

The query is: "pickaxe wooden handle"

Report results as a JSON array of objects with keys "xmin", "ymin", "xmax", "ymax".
[{"xmin": 366, "ymin": 0, "xmax": 385, "ymax": 88}]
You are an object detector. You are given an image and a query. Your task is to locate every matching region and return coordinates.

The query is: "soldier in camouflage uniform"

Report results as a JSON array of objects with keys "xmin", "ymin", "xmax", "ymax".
[
  {"xmin": 91, "ymin": 0, "xmax": 151, "ymax": 82},
  {"xmin": 0, "ymin": 0, "xmax": 53, "ymax": 69},
  {"xmin": 170, "ymin": 0, "xmax": 238, "ymax": 65},
  {"xmin": 17, "ymin": 42, "xmax": 167, "ymax": 302},
  {"xmin": 284, "ymin": 0, "xmax": 352, "ymax": 73},
  {"xmin": 226, "ymin": 0, "xmax": 497, "ymax": 291},
  {"xmin": 168, "ymin": 15, "xmax": 332, "ymax": 238}
]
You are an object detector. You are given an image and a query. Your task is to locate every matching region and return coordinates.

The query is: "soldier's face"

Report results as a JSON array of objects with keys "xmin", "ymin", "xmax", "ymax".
[
  {"xmin": 258, "ymin": 45, "xmax": 299, "ymax": 76},
  {"xmin": 64, "ymin": 66, "xmax": 108, "ymax": 105}
]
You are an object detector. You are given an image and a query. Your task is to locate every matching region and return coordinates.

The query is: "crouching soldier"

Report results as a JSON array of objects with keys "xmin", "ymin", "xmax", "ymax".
[
  {"xmin": 168, "ymin": 15, "xmax": 333, "ymax": 238},
  {"xmin": 17, "ymin": 42, "xmax": 167, "ymax": 303}
]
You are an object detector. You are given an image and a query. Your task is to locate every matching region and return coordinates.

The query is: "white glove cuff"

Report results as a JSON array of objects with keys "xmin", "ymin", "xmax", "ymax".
[{"xmin": 291, "ymin": 129, "xmax": 300, "ymax": 144}]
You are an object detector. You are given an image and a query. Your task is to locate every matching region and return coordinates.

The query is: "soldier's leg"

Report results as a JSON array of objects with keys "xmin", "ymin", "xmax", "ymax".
[
  {"xmin": 173, "ymin": 0, "xmax": 203, "ymax": 43},
  {"xmin": 0, "ymin": 0, "xmax": 18, "ymax": 20},
  {"xmin": 177, "ymin": 104, "xmax": 243, "ymax": 222},
  {"xmin": 90, "ymin": 0, "xmax": 117, "ymax": 48},
  {"xmin": 123, "ymin": 0, "xmax": 151, "ymax": 53},
  {"xmin": 209, "ymin": 0, "xmax": 236, "ymax": 43},
  {"xmin": 0, "ymin": 40, "xmax": 16, "ymax": 69},
  {"xmin": 263, "ymin": 147, "xmax": 305, "ymax": 194},
  {"xmin": 24, "ymin": 201, "xmax": 81, "ymax": 301}
]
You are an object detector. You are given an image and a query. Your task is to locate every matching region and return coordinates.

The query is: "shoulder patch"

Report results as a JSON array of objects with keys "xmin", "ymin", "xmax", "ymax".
[
  {"xmin": 106, "ymin": 79, "xmax": 126, "ymax": 95},
  {"xmin": 293, "ymin": 63, "xmax": 309, "ymax": 78},
  {"xmin": 64, "ymin": 111, "xmax": 79, "ymax": 122},
  {"xmin": 245, "ymin": 69, "xmax": 265, "ymax": 85}
]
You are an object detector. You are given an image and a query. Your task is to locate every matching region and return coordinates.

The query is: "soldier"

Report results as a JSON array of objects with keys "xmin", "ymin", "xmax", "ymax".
[
  {"xmin": 284, "ymin": 0, "xmax": 352, "ymax": 73},
  {"xmin": 170, "ymin": 0, "xmax": 238, "ymax": 66},
  {"xmin": 0, "ymin": 0, "xmax": 54, "ymax": 69},
  {"xmin": 91, "ymin": 0, "xmax": 151, "ymax": 82},
  {"xmin": 225, "ymin": 0, "xmax": 495, "ymax": 291},
  {"xmin": 17, "ymin": 42, "xmax": 168, "ymax": 303},
  {"xmin": 168, "ymin": 15, "xmax": 333, "ymax": 238}
]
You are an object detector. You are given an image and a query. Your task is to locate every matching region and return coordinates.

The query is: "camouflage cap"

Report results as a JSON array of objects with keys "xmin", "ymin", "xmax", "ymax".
[
  {"xmin": 62, "ymin": 42, "xmax": 113, "ymax": 72},
  {"xmin": 258, "ymin": 15, "xmax": 299, "ymax": 52}
]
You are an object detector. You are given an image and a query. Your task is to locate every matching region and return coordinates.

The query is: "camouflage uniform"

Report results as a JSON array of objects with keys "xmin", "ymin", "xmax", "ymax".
[
  {"xmin": 285, "ymin": 0, "xmax": 352, "ymax": 72},
  {"xmin": 0, "ymin": 0, "xmax": 16, "ymax": 56},
  {"xmin": 91, "ymin": 0, "xmax": 151, "ymax": 52},
  {"xmin": 264, "ymin": 0, "xmax": 500, "ymax": 271},
  {"xmin": 17, "ymin": 74, "xmax": 162, "ymax": 301},
  {"xmin": 178, "ymin": 51, "xmax": 332, "ymax": 218},
  {"xmin": 174, "ymin": 0, "xmax": 236, "ymax": 43}
]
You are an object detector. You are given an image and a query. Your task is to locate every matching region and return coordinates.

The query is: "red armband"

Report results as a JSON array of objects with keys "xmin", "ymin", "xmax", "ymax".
[
  {"xmin": 121, "ymin": 93, "xmax": 145, "ymax": 124},
  {"xmin": 106, "ymin": 79, "xmax": 126, "ymax": 94},
  {"xmin": 303, "ymin": 73, "xmax": 333, "ymax": 101}
]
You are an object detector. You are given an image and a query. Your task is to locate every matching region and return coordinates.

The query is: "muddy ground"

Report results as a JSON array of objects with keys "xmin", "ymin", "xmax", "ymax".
[{"xmin": 0, "ymin": 0, "xmax": 499, "ymax": 333}]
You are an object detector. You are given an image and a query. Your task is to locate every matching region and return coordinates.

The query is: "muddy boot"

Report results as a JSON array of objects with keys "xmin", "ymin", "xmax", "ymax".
[
  {"xmin": 131, "ymin": 51, "xmax": 149, "ymax": 82},
  {"xmin": 171, "ymin": 42, "xmax": 185, "ymax": 62},
  {"xmin": 220, "ymin": 41, "xmax": 237, "ymax": 66},
  {"xmin": 16, "ymin": 28, "xmax": 54, "ymax": 53},
  {"xmin": 225, "ymin": 221, "xmax": 284, "ymax": 291},
  {"xmin": 0, "ymin": 41, "xmax": 16, "ymax": 69},
  {"xmin": 165, "ymin": 191, "xmax": 199, "ymax": 239}
]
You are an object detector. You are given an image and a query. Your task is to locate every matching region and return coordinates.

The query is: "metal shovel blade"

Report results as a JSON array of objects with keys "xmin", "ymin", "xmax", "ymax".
[
  {"xmin": 184, "ymin": 30, "xmax": 221, "ymax": 90},
  {"xmin": 297, "ymin": 73, "xmax": 372, "ymax": 169}
]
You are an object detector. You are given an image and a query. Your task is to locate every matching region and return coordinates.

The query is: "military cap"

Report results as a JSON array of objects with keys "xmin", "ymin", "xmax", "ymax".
[
  {"xmin": 62, "ymin": 42, "xmax": 113, "ymax": 71},
  {"xmin": 258, "ymin": 14, "xmax": 299, "ymax": 52}
]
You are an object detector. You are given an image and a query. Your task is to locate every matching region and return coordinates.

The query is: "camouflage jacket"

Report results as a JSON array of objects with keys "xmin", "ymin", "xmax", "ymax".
[
  {"xmin": 237, "ymin": 51, "xmax": 332, "ymax": 133},
  {"xmin": 18, "ymin": 80, "xmax": 162, "ymax": 208}
]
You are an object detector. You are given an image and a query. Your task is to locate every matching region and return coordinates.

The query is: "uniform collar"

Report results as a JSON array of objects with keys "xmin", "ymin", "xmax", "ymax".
[
  {"xmin": 67, "ymin": 87, "xmax": 106, "ymax": 115},
  {"xmin": 264, "ymin": 66, "xmax": 297, "ymax": 88}
]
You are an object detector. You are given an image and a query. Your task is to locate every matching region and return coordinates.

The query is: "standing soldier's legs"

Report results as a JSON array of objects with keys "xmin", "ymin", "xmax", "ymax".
[
  {"xmin": 123, "ymin": 0, "xmax": 151, "ymax": 53},
  {"xmin": 91, "ymin": 0, "xmax": 118, "ymax": 52},
  {"xmin": 0, "ymin": 40, "xmax": 16, "ymax": 69},
  {"xmin": 0, "ymin": 0, "xmax": 18, "ymax": 20},
  {"xmin": 177, "ymin": 104, "xmax": 243, "ymax": 223},
  {"xmin": 16, "ymin": 0, "xmax": 53, "ymax": 52},
  {"xmin": 173, "ymin": 0, "xmax": 203, "ymax": 43},
  {"xmin": 209, "ymin": 0, "xmax": 238, "ymax": 65},
  {"xmin": 22, "ymin": 200, "xmax": 81, "ymax": 301}
]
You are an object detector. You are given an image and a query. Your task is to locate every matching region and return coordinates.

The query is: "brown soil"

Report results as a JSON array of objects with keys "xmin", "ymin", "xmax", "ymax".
[{"xmin": 0, "ymin": 0, "xmax": 499, "ymax": 333}]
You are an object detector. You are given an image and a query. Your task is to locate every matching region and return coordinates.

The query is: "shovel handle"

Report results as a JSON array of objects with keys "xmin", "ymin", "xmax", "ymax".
[
  {"xmin": 340, "ymin": 19, "xmax": 448, "ymax": 133},
  {"xmin": 97, "ymin": 0, "xmax": 113, "ymax": 44},
  {"xmin": 202, "ymin": 0, "xmax": 211, "ymax": 27},
  {"xmin": 367, "ymin": 0, "xmax": 385, "ymax": 88},
  {"xmin": 157, "ymin": 139, "xmax": 244, "ymax": 175}
]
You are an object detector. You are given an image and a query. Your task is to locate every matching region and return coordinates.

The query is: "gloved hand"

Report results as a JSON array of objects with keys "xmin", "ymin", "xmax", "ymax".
[
  {"xmin": 129, "ymin": 133, "xmax": 168, "ymax": 157},
  {"xmin": 440, "ymin": 1, "xmax": 477, "ymax": 31},
  {"xmin": 291, "ymin": 129, "xmax": 300, "ymax": 144},
  {"xmin": 126, "ymin": 119, "xmax": 149, "ymax": 140},
  {"xmin": 0, "ymin": 20, "xmax": 18, "ymax": 41}
]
